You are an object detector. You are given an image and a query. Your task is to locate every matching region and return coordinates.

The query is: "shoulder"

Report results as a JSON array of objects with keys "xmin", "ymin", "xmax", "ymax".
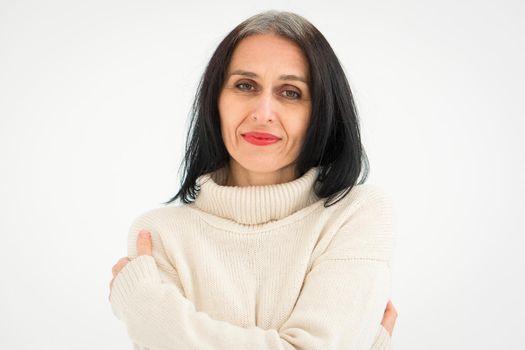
[
  {"xmin": 129, "ymin": 204, "xmax": 190, "ymax": 228},
  {"xmin": 315, "ymin": 183, "xmax": 398, "ymax": 265},
  {"xmin": 125, "ymin": 204, "xmax": 193, "ymax": 256},
  {"xmin": 341, "ymin": 183, "xmax": 396, "ymax": 210},
  {"xmin": 325, "ymin": 183, "xmax": 397, "ymax": 226}
]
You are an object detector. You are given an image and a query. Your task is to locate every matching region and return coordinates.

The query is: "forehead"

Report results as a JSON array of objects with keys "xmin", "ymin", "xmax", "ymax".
[{"xmin": 227, "ymin": 34, "xmax": 309, "ymax": 77}]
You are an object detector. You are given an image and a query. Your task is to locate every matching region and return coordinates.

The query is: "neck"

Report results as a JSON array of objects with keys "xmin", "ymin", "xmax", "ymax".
[
  {"xmin": 193, "ymin": 165, "xmax": 322, "ymax": 225},
  {"xmin": 225, "ymin": 160, "xmax": 299, "ymax": 187}
]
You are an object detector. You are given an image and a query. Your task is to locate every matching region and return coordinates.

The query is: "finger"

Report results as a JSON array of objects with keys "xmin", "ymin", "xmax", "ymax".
[
  {"xmin": 112, "ymin": 257, "xmax": 130, "ymax": 277},
  {"xmin": 112, "ymin": 257, "xmax": 129, "ymax": 274},
  {"xmin": 385, "ymin": 300, "xmax": 398, "ymax": 317},
  {"xmin": 137, "ymin": 229, "xmax": 152, "ymax": 256}
]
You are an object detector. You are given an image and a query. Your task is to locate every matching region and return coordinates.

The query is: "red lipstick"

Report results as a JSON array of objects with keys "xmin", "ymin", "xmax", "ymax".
[{"xmin": 241, "ymin": 132, "xmax": 281, "ymax": 146}]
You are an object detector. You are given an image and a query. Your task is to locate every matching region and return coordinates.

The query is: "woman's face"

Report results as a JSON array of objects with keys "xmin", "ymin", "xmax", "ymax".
[{"xmin": 218, "ymin": 33, "xmax": 312, "ymax": 175}]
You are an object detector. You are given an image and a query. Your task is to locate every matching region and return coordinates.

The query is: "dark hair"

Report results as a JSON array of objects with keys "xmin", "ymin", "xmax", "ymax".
[{"xmin": 163, "ymin": 10, "xmax": 369, "ymax": 208}]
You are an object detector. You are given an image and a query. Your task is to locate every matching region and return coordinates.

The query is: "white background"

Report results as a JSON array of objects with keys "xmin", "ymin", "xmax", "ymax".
[{"xmin": 1, "ymin": 0, "xmax": 523, "ymax": 349}]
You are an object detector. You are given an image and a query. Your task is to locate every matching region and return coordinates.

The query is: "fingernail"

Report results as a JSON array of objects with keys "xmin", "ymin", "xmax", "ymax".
[{"xmin": 139, "ymin": 230, "xmax": 150, "ymax": 238}]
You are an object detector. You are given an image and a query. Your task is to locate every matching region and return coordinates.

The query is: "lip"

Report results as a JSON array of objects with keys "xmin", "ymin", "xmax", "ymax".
[{"xmin": 241, "ymin": 132, "xmax": 281, "ymax": 146}]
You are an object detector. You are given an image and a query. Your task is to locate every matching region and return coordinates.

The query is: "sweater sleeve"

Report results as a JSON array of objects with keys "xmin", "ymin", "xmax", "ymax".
[
  {"xmin": 109, "ymin": 188, "xmax": 396, "ymax": 350},
  {"xmin": 110, "ymin": 212, "xmax": 187, "ymax": 350}
]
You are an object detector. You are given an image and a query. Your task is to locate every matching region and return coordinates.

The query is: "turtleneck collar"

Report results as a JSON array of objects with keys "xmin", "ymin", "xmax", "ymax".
[{"xmin": 191, "ymin": 166, "xmax": 321, "ymax": 225}]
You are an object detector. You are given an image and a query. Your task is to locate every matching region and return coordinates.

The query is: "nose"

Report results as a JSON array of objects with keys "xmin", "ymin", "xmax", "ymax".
[{"xmin": 252, "ymin": 91, "xmax": 276, "ymax": 123}]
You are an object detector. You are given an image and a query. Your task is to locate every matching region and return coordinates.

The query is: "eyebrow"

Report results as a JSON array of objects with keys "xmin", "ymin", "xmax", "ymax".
[{"xmin": 228, "ymin": 69, "xmax": 308, "ymax": 84}]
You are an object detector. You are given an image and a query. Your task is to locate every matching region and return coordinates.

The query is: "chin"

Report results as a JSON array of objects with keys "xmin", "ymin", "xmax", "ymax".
[
  {"xmin": 233, "ymin": 156, "xmax": 293, "ymax": 174},
  {"xmin": 239, "ymin": 161, "xmax": 279, "ymax": 173}
]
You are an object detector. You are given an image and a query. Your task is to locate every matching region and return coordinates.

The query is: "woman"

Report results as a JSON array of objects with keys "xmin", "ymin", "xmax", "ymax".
[{"xmin": 109, "ymin": 10, "xmax": 398, "ymax": 349}]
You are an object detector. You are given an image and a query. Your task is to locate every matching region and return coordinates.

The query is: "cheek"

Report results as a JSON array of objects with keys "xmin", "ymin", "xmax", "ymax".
[
  {"xmin": 221, "ymin": 120, "xmax": 237, "ymax": 142},
  {"xmin": 220, "ymin": 93, "xmax": 252, "ymax": 124},
  {"xmin": 218, "ymin": 97, "xmax": 243, "ymax": 145},
  {"xmin": 218, "ymin": 93, "xmax": 228, "ymax": 125},
  {"xmin": 286, "ymin": 110, "xmax": 311, "ymax": 140}
]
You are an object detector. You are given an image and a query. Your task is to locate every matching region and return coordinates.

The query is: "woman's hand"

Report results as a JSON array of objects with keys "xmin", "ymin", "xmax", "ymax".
[
  {"xmin": 109, "ymin": 229, "xmax": 152, "ymax": 301},
  {"xmin": 380, "ymin": 299, "xmax": 398, "ymax": 336}
]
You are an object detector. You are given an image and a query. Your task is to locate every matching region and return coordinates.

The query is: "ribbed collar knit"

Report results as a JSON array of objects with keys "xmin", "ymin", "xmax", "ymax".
[{"xmin": 192, "ymin": 166, "xmax": 321, "ymax": 225}]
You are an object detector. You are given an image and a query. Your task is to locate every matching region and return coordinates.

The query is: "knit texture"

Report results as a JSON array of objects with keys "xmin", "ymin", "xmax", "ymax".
[{"xmin": 110, "ymin": 166, "xmax": 397, "ymax": 349}]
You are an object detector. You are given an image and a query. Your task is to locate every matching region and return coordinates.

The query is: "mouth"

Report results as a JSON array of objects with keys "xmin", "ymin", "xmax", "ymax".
[{"xmin": 241, "ymin": 132, "xmax": 281, "ymax": 146}]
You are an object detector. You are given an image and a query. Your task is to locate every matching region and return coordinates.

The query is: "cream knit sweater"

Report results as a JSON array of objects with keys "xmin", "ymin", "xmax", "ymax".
[{"xmin": 110, "ymin": 166, "xmax": 397, "ymax": 349}]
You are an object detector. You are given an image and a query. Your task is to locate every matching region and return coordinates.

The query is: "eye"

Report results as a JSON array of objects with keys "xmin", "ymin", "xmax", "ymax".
[
  {"xmin": 281, "ymin": 89, "xmax": 301, "ymax": 99},
  {"xmin": 235, "ymin": 82, "xmax": 255, "ymax": 91}
]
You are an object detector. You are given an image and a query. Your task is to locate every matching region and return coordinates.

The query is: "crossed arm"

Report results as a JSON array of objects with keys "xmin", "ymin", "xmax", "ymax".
[{"xmin": 109, "ymin": 191, "xmax": 395, "ymax": 349}]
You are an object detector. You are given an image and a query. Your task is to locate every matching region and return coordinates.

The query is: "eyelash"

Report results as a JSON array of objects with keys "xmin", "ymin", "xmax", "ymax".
[{"xmin": 235, "ymin": 82, "xmax": 302, "ymax": 99}]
